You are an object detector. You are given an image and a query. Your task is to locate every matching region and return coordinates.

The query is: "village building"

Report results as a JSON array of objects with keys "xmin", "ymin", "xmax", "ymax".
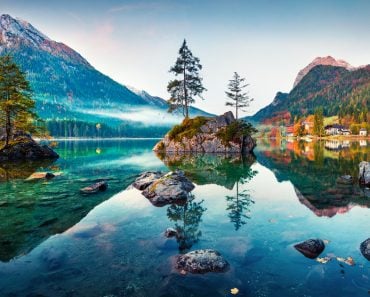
[
  {"xmin": 359, "ymin": 128, "xmax": 367, "ymax": 136},
  {"xmin": 324, "ymin": 124, "xmax": 351, "ymax": 136},
  {"xmin": 285, "ymin": 125, "xmax": 294, "ymax": 137}
]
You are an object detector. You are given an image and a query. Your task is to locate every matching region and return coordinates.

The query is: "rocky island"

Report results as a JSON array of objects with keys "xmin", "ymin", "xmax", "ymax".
[
  {"xmin": 0, "ymin": 133, "xmax": 59, "ymax": 161},
  {"xmin": 153, "ymin": 111, "xmax": 256, "ymax": 154}
]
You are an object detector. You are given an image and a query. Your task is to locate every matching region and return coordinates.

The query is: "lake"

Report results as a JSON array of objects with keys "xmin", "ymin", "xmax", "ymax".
[{"xmin": 0, "ymin": 138, "xmax": 369, "ymax": 297}]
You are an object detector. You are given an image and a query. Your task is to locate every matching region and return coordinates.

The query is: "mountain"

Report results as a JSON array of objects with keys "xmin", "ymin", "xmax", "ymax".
[
  {"xmin": 0, "ymin": 14, "xmax": 211, "ymax": 137},
  {"xmin": 250, "ymin": 57, "xmax": 370, "ymax": 124},
  {"xmin": 293, "ymin": 56, "xmax": 354, "ymax": 88}
]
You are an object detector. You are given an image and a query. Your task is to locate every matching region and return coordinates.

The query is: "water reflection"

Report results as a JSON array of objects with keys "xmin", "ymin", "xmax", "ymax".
[
  {"xmin": 256, "ymin": 139, "xmax": 370, "ymax": 217},
  {"xmin": 167, "ymin": 193, "xmax": 206, "ymax": 251},
  {"xmin": 226, "ymin": 181, "xmax": 255, "ymax": 230},
  {"xmin": 157, "ymin": 153, "xmax": 256, "ymax": 190},
  {"xmin": 157, "ymin": 152, "xmax": 258, "ymax": 231},
  {"xmin": 0, "ymin": 159, "xmax": 56, "ymax": 181},
  {"xmin": 0, "ymin": 139, "xmax": 162, "ymax": 262}
]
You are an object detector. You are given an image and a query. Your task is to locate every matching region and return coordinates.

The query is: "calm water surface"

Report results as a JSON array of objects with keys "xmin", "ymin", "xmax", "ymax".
[{"xmin": 0, "ymin": 139, "xmax": 369, "ymax": 297}]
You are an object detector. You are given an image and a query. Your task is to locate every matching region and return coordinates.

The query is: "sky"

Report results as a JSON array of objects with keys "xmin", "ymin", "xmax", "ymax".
[{"xmin": 1, "ymin": 0, "xmax": 370, "ymax": 116}]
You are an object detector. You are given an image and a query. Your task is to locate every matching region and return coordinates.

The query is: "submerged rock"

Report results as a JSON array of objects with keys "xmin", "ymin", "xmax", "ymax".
[
  {"xmin": 132, "ymin": 171, "xmax": 164, "ymax": 190},
  {"xmin": 27, "ymin": 172, "xmax": 55, "ymax": 180},
  {"xmin": 360, "ymin": 238, "xmax": 370, "ymax": 261},
  {"xmin": 359, "ymin": 161, "xmax": 370, "ymax": 187},
  {"xmin": 294, "ymin": 239, "xmax": 325, "ymax": 259},
  {"xmin": 0, "ymin": 135, "xmax": 59, "ymax": 161},
  {"xmin": 175, "ymin": 249, "xmax": 229, "ymax": 274},
  {"xmin": 164, "ymin": 227, "xmax": 178, "ymax": 238},
  {"xmin": 336, "ymin": 175, "xmax": 353, "ymax": 185},
  {"xmin": 153, "ymin": 111, "xmax": 256, "ymax": 154},
  {"xmin": 138, "ymin": 170, "xmax": 195, "ymax": 207},
  {"xmin": 80, "ymin": 181, "xmax": 108, "ymax": 194}
]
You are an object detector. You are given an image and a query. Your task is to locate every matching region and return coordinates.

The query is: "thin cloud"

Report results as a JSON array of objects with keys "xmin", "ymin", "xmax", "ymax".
[{"xmin": 108, "ymin": 1, "xmax": 180, "ymax": 13}]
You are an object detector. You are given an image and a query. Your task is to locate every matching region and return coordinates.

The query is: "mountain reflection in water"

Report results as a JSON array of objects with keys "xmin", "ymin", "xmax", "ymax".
[{"xmin": 256, "ymin": 139, "xmax": 370, "ymax": 217}]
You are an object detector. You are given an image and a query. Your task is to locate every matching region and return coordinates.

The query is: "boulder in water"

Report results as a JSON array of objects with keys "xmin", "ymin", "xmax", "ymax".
[
  {"xmin": 360, "ymin": 238, "xmax": 370, "ymax": 261},
  {"xmin": 359, "ymin": 161, "xmax": 370, "ymax": 187},
  {"xmin": 137, "ymin": 170, "xmax": 195, "ymax": 207},
  {"xmin": 294, "ymin": 239, "xmax": 325, "ymax": 259},
  {"xmin": 336, "ymin": 175, "xmax": 353, "ymax": 185},
  {"xmin": 80, "ymin": 181, "xmax": 108, "ymax": 194},
  {"xmin": 132, "ymin": 171, "xmax": 164, "ymax": 190},
  {"xmin": 0, "ymin": 135, "xmax": 59, "ymax": 161},
  {"xmin": 175, "ymin": 249, "xmax": 229, "ymax": 274}
]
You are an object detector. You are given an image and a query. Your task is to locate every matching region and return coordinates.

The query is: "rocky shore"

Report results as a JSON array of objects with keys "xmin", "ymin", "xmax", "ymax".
[
  {"xmin": 153, "ymin": 112, "xmax": 256, "ymax": 154},
  {"xmin": 0, "ymin": 134, "xmax": 58, "ymax": 161}
]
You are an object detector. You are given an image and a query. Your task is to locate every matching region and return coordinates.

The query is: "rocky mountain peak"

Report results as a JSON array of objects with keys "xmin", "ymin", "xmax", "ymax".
[
  {"xmin": 293, "ymin": 56, "xmax": 354, "ymax": 88},
  {"xmin": 0, "ymin": 14, "xmax": 50, "ymax": 48},
  {"xmin": 0, "ymin": 14, "xmax": 90, "ymax": 67}
]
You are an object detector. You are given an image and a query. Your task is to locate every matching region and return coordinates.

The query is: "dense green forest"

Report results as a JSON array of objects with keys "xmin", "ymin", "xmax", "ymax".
[
  {"xmin": 46, "ymin": 120, "xmax": 169, "ymax": 138},
  {"xmin": 252, "ymin": 65, "xmax": 370, "ymax": 124}
]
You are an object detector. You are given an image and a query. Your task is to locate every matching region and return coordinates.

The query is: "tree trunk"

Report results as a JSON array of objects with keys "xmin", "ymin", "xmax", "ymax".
[
  {"xmin": 5, "ymin": 111, "xmax": 11, "ymax": 147},
  {"xmin": 183, "ymin": 64, "xmax": 188, "ymax": 118}
]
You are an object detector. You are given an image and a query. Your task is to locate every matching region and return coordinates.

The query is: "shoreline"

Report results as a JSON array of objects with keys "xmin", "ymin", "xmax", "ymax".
[{"xmin": 35, "ymin": 137, "xmax": 163, "ymax": 141}]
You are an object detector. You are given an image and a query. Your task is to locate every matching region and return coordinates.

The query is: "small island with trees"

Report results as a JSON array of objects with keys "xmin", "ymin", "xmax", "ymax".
[
  {"xmin": 0, "ymin": 55, "xmax": 58, "ymax": 161},
  {"xmin": 154, "ymin": 40, "xmax": 257, "ymax": 154}
]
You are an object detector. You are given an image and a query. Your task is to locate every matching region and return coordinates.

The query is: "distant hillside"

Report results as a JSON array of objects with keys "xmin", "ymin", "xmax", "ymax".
[
  {"xmin": 0, "ymin": 14, "xmax": 211, "ymax": 137},
  {"xmin": 250, "ymin": 57, "xmax": 370, "ymax": 124}
]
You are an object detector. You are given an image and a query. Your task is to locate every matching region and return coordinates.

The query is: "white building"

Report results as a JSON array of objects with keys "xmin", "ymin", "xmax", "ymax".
[{"xmin": 359, "ymin": 128, "xmax": 367, "ymax": 136}]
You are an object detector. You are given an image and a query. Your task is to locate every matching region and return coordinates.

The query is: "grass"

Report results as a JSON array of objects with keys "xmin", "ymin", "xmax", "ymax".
[{"xmin": 168, "ymin": 116, "xmax": 209, "ymax": 142}]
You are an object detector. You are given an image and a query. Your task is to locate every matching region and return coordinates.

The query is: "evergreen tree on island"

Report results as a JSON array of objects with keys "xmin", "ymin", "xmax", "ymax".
[
  {"xmin": 0, "ymin": 55, "xmax": 45, "ymax": 148},
  {"xmin": 225, "ymin": 72, "xmax": 254, "ymax": 120},
  {"xmin": 167, "ymin": 39, "xmax": 206, "ymax": 118}
]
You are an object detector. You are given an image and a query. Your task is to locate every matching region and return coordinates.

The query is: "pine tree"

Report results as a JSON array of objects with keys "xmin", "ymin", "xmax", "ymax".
[
  {"xmin": 0, "ymin": 55, "xmax": 42, "ymax": 147},
  {"xmin": 167, "ymin": 39, "xmax": 206, "ymax": 118},
  {"xmin": 225, "ymin": 72, "xmax": 254, "ymax": 120}
]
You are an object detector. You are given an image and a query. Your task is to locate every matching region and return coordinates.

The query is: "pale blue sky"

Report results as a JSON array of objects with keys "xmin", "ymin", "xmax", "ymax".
[{"xmin": 1, "ymin": 0, "xmax": 370, "ymax": 115}]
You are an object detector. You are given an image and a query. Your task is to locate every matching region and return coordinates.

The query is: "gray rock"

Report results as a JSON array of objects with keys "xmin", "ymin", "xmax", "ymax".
[
  {"xmin": 164, "ymin": 227, "xmax": 178, "ymax": 238},
  {"xmin": 142, "ymin": 171, "xmax": 195, "ymax": 206},
  {"xmin": 359, "ymin": 161, "xmax": 370, "ymax": 186},
  {"xmin": 133, "ymin": 171, "xmax": 164, "ymax": 190},
  {"xmin": 80, "ymin": 181, "xmax": 108, "ymax": 194},
  {"xmin": 336, "ymin": 175, "xmax": 353, "ymax": 185},
  {"xmin": 153, "ymin": 112, "xmax": 256, "ymax": 154},
  {"xmin": 175, "ymin": 249, "xmax": 229, "ymax": 274},
  {"xmin": 360, "ymin": 238, "xmax": 370, "ymax": 260},
  {"xmin": 294, "ymin": 239, "xmax": 325, "ymax": 259},
  {"xmin": 0, "ymin": 135, "xmax": 59, "ymax": 161}
]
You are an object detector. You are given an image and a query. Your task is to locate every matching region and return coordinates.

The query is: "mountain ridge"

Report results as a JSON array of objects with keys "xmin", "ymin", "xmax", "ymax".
[
  {"xmin": 250, "ymin": 57, "xmax": 370, "ymax": 124},
  {"xmin": 0, "ymin": 14, "xmax": 211, "ymax": 137}
]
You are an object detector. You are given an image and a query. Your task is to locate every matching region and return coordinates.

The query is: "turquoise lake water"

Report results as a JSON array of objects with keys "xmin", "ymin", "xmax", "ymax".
[{"xmin": 0, "ymin": 139, "xmax": 369, "ymax": 297}]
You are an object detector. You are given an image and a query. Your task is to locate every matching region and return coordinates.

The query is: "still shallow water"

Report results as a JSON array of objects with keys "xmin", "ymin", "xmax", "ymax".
[{"xmin": 0, "ymin": 139, "xmax": 369, "ymax": 297}]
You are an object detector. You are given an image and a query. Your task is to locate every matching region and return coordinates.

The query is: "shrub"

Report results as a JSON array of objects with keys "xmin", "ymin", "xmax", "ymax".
[
  {"xmin": 168, "ymin": 116, "xmax": 209, "ymax": 141},
  {"xmin": 216, "ymin": 120, "xmax": 257, "ymax": 146}
]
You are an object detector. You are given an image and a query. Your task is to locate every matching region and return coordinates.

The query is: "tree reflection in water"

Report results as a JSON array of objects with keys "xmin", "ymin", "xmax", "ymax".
[
  {"xmin": 167, "ymin": 193, "xmax": 206, "ymax": 252},
  {"xmin": 226, "ymin": 181, "xmax": 254, "ymax": 230}
]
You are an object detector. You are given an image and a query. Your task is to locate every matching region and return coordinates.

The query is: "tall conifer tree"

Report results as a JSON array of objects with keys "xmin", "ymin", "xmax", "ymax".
[
  {"xmin": 167, "ymin": 40, "xmax": 206, "ymax": 118},
  {"xmin": 225, "ymin": 72, "xmax": 254, "ymax": 120},
  {"xmin": 0, "ymin": 55, "xmax": 40, "ymax": 146}
]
